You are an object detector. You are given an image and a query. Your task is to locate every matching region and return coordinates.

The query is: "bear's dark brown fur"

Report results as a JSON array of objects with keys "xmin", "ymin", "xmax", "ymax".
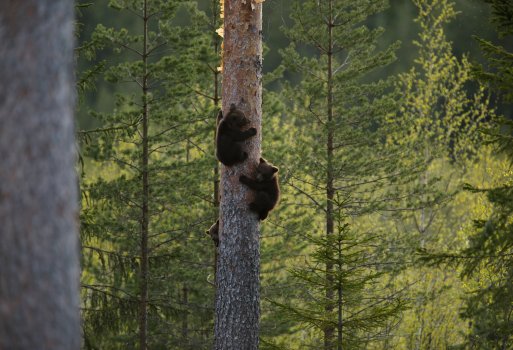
[
  {"xmin": 216, "ymin": 104, "xmax": 256, "ymax": 166},
  {"xmin": 239, "ymin": 158, "xmax": 280, "ymax": 220}
]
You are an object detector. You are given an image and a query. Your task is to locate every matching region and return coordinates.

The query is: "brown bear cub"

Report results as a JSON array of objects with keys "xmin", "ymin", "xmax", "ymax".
[
  {"xmin": 216, "ymin": 104, "xmax": 257, "ymax": 166},
  {"xmin": 205, "ymin": 220, "xmax": 219, "ymax": 247},
  {"xmin": 239, "ymin": 158, "xmax": 280, "ymax": 220}
]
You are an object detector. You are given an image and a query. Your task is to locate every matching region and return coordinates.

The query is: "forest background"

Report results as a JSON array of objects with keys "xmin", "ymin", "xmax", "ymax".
[{"xmin": 74, "ymin": 0, "xmax": 513, "ymax": 349}]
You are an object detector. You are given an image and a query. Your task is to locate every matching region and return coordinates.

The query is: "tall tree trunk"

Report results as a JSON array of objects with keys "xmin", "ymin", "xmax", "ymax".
[
  {"xmin": 337, "ymin": 240, "xmax": 343, "ymax": 350},
  {"xmin": 182, "ymin": 284, "xmax": 189, "ymax": 344},
  {"xmin": 214, "ymin": 0, "xmax": 263, "ymax": 349},
  {"xmin": 139, "ymin": 1, "xmax": 150, "ymax": 349},
  {"xmin": 212, "ymin": 0, "xmax": 221, "ymax": 282},
  {"xmin": 0, "ymin": 1, "xmax": 80, "ymax": 349},
  {"xmin": 325, "ymin": 0, "xmax": 335, "ymax": 348}
]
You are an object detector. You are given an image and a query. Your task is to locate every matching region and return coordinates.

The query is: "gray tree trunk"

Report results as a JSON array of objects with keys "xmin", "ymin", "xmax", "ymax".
[
  {"xmin": 0, "ymin": 1, "xmax": 80, "ymax": 349},
  {"xmin": 214, "ymin": 0, "xmax": 263, "ymax": 349}
]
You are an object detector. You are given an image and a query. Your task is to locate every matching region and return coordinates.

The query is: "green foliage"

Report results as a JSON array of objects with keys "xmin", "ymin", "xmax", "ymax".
[
  {"xmin": 279, "ymin": 0, "xmax": 403, "ymax": 216},
  {"xmin": 272, "ymin": 218, "xmax": 406, "ymax": 349},
  {"xmin": 390, "ymin": 0, "xmax": 489, "ymax": 162},
  {"xmin": 485, "ymin": 0, "xmax": 513, "ymax": 37},
  {"xmin": 78, "ymin": 0, "xmax": 221, "ymax": 348},
  {"xmin": 262, "ymin": 0, "xmax": 410, "ymax": 348},
  {"xmin": 381, "ymin": 0, "xmax": 495, "ymax": 348},
  {"xmin": 457, "ymin": 1, "xmax": 513, "ymax": 348},
  {"xmin": 74, "ymin": 0, "xmax": 510, "ymax": 348}
]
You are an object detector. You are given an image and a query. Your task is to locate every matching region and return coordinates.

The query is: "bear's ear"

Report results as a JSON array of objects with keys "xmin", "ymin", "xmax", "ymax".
[
  {"xmin": 271, "ymin": 166, "xmax": 278, "ymax": 173},
  {"xmin": 259, "ymin": 157, "xmax": 265, "ymax": 163}
]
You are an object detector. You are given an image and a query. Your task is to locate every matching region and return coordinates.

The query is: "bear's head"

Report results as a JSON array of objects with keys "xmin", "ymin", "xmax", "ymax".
[
  {"xmin": 225, "ymin": 104, "xmax": 250, "ymax": 129},
  {"xmin": 256, "ymin": 157, "xmax": 278, "ymax": 181}
]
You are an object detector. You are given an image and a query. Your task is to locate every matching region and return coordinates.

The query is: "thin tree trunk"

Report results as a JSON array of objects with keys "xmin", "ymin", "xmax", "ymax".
[
  {"xmin": 0, "ymin": 1, "xmax": 80, "ymax": 349},
  {"xmin": 214, "ymin": 0, "xmax": 263, "ymax": 348},
  {"xmin": 139, "ymin": 1, "xmax": 150, "ymax": 349},
  {"xmin": 182, "ymin": 284, "xmax": 189, "ymax": 343},
  {"xmin": 212, "ymin": 0, "xmax": 221, "ymax": 283},
  {"xmin": 212, "ymin": 0, "xmax": 221, "ymax": 210},
  {"xmin": 325, "ymin": 0, "xmax": 335, "ymax": 349}
]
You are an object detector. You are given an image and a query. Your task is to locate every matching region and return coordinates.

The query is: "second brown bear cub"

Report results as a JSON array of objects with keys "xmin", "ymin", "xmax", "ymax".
[
  {"xmin": 239, "ymin": 158, "xmax": 280, "ymax": 220},
  {"xmin": 216, "ymin": 104, "xmax": 257, "ymax": 166}
]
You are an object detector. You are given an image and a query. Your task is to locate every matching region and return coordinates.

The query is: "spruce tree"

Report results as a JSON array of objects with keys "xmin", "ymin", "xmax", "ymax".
[
  {"xmin": 274, "ymin": 216, "xmax": 405, "ymax": 349},
  {"xmin": 274, "ymin": 0, "xmax": 407, "ymax": 348},
  {"xmin": 78, "ymin": 1, "xmax": 218, "ymax": 348}
]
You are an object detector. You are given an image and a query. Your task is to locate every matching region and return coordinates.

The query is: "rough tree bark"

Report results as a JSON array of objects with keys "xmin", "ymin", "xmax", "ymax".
[
  {"xmin": 0, "ymin": 1, "xmax": 80, "ymax": 349},
  {"xmin": 214, "ymin": 0, "xmax": 263, "ymax": 349}
]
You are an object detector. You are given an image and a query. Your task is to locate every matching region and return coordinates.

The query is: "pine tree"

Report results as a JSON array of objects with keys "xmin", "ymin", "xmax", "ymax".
[
  {"xmin": 78, "ymin": 1, "xmax": 217, "ymax": 348},
  {"xmin": 214, "ymin": 0, "xmax": 263, "ymax": 348},
  {"xmin": 0, "ymin": 1, "xmax": 80, "ymax": 348},
  {"xmin": 274, "ymin": 0, "xmax": 408, "ymax": 348}
]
